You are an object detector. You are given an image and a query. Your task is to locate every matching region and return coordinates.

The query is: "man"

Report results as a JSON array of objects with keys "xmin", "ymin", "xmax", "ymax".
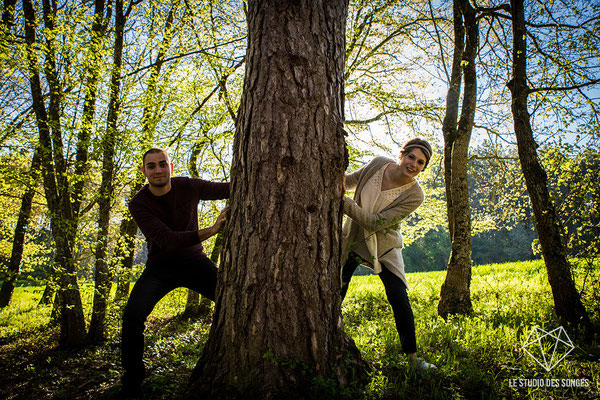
[{"xmin": 120, "ymin": 148, "xmax": 229, "ymax": 396}]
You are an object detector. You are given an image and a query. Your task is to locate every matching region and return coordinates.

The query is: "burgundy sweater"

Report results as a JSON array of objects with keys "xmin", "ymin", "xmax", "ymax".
[{"xmin": 129, "ymin": 177, "xmax": 229, "ymax": 262}]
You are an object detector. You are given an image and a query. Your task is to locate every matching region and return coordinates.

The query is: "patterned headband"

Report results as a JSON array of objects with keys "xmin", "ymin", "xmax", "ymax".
[{"xmin": 403, "ymin": 144, "xmax": 431, "ymax": 160}]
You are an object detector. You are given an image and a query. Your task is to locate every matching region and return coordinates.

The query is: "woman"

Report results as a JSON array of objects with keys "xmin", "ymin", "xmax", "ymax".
[{"xmin": 341, "ymin": 137, "xmax": 436, "ymax": 370}]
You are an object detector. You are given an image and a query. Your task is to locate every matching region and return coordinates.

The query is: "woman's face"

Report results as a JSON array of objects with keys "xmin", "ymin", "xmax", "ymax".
[{"xmin": 398, "ymin": 148, "xmax": 427, "ymax": 179}]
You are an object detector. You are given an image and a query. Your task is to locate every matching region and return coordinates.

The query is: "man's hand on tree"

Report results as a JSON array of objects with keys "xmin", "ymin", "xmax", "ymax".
[
  {"xmin": 198, "ymin": 205, "xmax": 230, "ymax": 242},
  {"xmin": 213, "ymin": 205, "xmax": 230, "ymax": 232}
]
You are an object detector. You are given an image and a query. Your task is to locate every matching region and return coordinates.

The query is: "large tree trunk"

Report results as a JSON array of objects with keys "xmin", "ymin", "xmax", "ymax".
[
  {"xmin": 438, "ymin": 0, "xmax": 476, "ymax": 317},
  {"xmin": 0, "ymin": 146, "xmax": 41, "ymax": 308},
  {"xmin": 509, "ymin": 0, "xmax": 588, "ymax": 327},
  {"xmin": 88, "ymin": 0, "xmax": 122, "ymax": 343},
  {"xmin": 187, "ymin": 1, "xmax": 365, "ymax": 398}
]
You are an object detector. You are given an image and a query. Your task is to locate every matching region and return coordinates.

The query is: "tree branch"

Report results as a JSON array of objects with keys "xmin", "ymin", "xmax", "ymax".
[
  {"xmin": 125, "ymin": 37, "xmax": 246, "ymax": 77},
  {"xmin": 428, "ymin": 0, "xmax": 450, "ymax": 84},
  {"xmin": 345, "ymin": 111, "xmax": 396, "ymax": 126},
  {"xmin": 468, "ymin": 154, "xmax": 518, "ymax": 162},
  {"xmin": 530, "ymin": 79, "xmax": 600, "ymax": 94}
]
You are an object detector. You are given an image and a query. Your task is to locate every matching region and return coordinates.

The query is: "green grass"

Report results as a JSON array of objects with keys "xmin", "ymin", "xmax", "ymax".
[
  {"xmin": 0, "ymin": 259, "xmax": 598, "ymax": 399},
  {"xmin": 342, "ymin": 259, "xmax": 599, "ymax": 399}
]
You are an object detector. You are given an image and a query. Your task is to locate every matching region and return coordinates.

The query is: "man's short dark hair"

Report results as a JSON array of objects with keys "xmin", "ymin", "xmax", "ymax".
[{"xmin": 142, "ymin": 148, "xmax": 168, "ymax": 165}]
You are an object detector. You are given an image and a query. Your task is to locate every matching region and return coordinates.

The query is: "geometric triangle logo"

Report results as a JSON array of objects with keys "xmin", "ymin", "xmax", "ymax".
[{"xmin": 522, "ymin": 326, "xmax": 575, "ymax": 372}]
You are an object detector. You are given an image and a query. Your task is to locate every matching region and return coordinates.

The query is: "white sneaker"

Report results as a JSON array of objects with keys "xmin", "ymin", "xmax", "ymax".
[{"xmin": 410, "ymin": 357, "xmax": 437, "ymax": 371}]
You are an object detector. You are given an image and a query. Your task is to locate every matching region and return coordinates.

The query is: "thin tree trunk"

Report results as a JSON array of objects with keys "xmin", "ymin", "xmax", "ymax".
[
  {"xmin": 202, "ymin": 232, "xmax": 222, "ymax": 313},
  {"xmin": 1, "ymin": 0, "xmax": 17, "ymax": 27},
  {"xmin": 508, "ymin": 0, "xmax": 588, "ymax": 327},
  {"xmin": 184, "ymin": 233, "xmax": 223, "ymax": 318},
  {"xmin": 38, "ymin": 276, "xmax": 56, "ymax": 306},
  {"xmin": 183, "ymin": 289, "xmax": 200, "ymax": 317},
  {"xmin": 69, "ymin": 0, "xmax": 110, "ymax": 221},
  {"xmin": 438, "ymin": 0, "xmax": 476, "ymax": 317},
  {"xmin": 113, "ymin": 210, "xmax": 139, "ymax": 304},
  {"xmin": 188, "ymin": 1, "xmax": 367, "ymax": 398},
  {"xmin": 441, "ymin": 0, "xmax": 463, "ymax": 241},
  {"xmin": 88, "ymin": 0, "xmax": 121, "ymax": 343},
  {"xmin": 0, "ymin": 146, "xmax": 41, "ymax": 308}
]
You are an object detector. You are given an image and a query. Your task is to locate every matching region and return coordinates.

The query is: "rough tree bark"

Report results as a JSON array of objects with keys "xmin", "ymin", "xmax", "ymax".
[
  {"xmin": 438, "ymin": 0, "xmax": 476, "ymax": 317},
  {"xmin": 0, "ymin": 146, "xmax": 41, "ymax": 308},
  {"xmin": 508, "ymin": 0, "xmax": 589, "ymax": 327},
  {"xmin": 187, "ymin": 1, "xmax": 365, "ymax": 398}
]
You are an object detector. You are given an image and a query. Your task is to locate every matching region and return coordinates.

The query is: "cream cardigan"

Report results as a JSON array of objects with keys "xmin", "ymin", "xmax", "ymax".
[{"xmin": 341, "ymin": 156, "xmax": 424, "ymax": 288}]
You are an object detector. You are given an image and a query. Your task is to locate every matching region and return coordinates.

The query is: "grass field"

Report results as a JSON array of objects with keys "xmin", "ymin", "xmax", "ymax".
[{"xmin": 0, "ymin": 259, "xmax": 598, "ymax": 399}]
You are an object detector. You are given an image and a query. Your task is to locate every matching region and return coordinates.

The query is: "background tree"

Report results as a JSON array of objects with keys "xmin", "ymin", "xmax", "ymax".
[
  {"xmin": 22, "ymin": 0, "xmax": 91, "ymax": 347},
  {"xmin": 437, "ymin": 0, "xmax": 477, "ymax": 317},
  {"xmin": 508, "ymin": 0, "xmax": 589, "ymax": 327},
  {"xmin": 88, "ymin": 0, "xmax": 124, "ymax": 343}
]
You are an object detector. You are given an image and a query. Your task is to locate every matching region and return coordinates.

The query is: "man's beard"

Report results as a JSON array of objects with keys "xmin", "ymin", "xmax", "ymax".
[{"xmin": 150, "ymin": 178, "xmax": 169, "ymax": 187}]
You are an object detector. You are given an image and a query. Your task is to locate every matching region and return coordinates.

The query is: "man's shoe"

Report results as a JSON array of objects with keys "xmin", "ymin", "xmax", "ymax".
[
  {"xmin": 119, "ymin": 371, "xmax": 144, "ymax": 399},
  {"xmin": 118, "ymin": 383, "xmax": 143, "ymax": 399}
]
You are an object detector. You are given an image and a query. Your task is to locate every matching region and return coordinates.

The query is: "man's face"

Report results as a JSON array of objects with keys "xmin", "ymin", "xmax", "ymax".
[{"xmin": 142, "ymin": 151, "xmax": 173, "ymax": 188}]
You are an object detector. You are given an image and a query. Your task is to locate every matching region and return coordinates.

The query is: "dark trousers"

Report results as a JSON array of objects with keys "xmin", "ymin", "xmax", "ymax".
[
  {"xmin": 121, "ymin": 256, "xmax": 218, "ymax": 386},
  {"xmin": 341, "ymin": 253, "xmax": 417, "ymax": 354}
]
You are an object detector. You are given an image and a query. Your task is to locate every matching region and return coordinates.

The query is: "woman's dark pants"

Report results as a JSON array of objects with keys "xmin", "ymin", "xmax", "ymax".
[{"xmin": 341, "ymin": 252, "xmax": 417, "ymax": 354}]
